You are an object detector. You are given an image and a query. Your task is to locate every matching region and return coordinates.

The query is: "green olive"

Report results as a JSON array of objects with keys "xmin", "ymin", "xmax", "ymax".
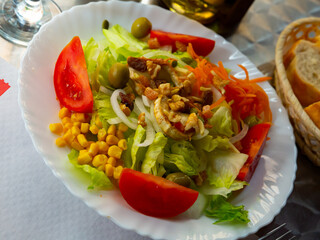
[
  {"xmin": 102, "ymin": 19, "xmax": 109, "ymax": 30},
  {"xmin": 166, "ymin": 172, "xmax": 192, "ymax": 187},
  {"xmin": 131, "ymin": 17, "xmax": 152, "ymax": 39},
  {"xmin": 108, "ymin": 63, "xmax": 129, "ymax": 89}
]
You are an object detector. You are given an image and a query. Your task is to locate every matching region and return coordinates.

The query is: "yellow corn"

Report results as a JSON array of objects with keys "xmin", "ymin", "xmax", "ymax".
[
  {"xmin": 97, "ymin": 141, "xmax": 109, "ymax": 154},
  {"xmin": 61, "ymin": 117, "xmax": 72, "ymax": 125},
  {"xmin": 118, "ymin": 123, "xmax": 128, "ymax": 132},
  {"xmin": 88, "ymin": 142, "xmax": 99, "ymax": 157},
  {"xmin": 89, "ymin": 125, "xmax": 99, "ymax": 135},
  {"xmin": 97, "ymin": 165, "xmax": 105, "ymax": 172},
  {"xmin": 92, "ymin": 154, "xmax": 108, "ymax": 167},
  {"xmin": 107, "ymin": 156, "xmax": 117, "ymax": 167},
  {"xmin": 71, "ymin": 126, "xmax": 81, "ymax": 136},
  {"xmin": 108, "ymin": 145, "xmax": 122, "ymax": 159},
  {"xmin": 63, "ymin": 129, "xmax": 75, "ymax": 143},
  {"xmin": 63, "ymin": 122, "xmax": 73, "ymax": 133},
  {"xmin": 97, "ymin": 128, "xmax": 107, "ymax": 141},
  {"xmin": 118, "ymin": 139, "xmax": 127, "ymax": 150},
  {"xmin": 78, "ymin": 150, "xmax": 92, "ymax": 165},
  {"xmin": 59, "ymin": 107, "xmax": 71, "ymax": 119},
  {"xmin": 106, "ymin": 135, "xmax": 119, "ymax": 145},
  {"xmin": 55, "ymin": 137, "xmax": 67, "ymax": 147},
  {"xmin": 49, "ymin": 123, "xmax": 63, "ymax": 135},
  {"xmin": 71, "ymin": 113, "xmax": 85, "ymax": 123},
  {"xmin": 95, "ymin": 116, "xmax": 103, "ymax": 128},
  {"xmin": 107, "ymin": 125, "xmax": 117, "ymax": 136},
  {"xmin": 77, "ymin": 134, "xmax": 89, "ymax": 148},
  {"xmin": 105, "ymin": 164, "xmax": 114, "ymax": 177},
  {"xmin": 113, "ymin": 166, "xmax": 123, "ymax": 179},
  {"xmin": 73, "ymin": 121, "xmax": 81, "ymax": 128},
  {"xmin": 71, "ymin": 139, "xmax": 84, "ymax": 151},
  {"xmin": 116, "ymin": 130, "xmax": 124, "ymax": 140},
  {"xmin": 80, "ymin": 123, "xmax": 90, "ymax": 134}
]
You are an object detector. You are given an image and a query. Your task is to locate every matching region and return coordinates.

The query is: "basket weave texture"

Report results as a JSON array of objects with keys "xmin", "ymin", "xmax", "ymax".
[{"xmin": 275, "ymin": 17, "xmax": 320, "ymax": 166}]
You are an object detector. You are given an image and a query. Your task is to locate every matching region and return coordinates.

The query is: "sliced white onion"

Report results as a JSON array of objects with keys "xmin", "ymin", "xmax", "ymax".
[
  {"xmin": 135, "ymin": 97, "xmax": 152, "ymax": 121},
  {"xmin": 138, "ymin": 119, "xmax": 156, "ymax": 147},
  {"xmin": 99, "ymin": 86, "xmax": 113, "ymax": 95},
  {"xmin": 107, "ymin": 117, "xmax": 122, "ymax": 125},
  {"xmin": 210, "ymin": 86, "xmax": 222, "ymax": 102},
  {"xmin": 149, "ymin": 102, "xmax": 162, "ymax": 133},
  {"xmin": 229, "ymin": 123, "xmax": 249, "ymax": 143},
  {"xmin": 192, "ymin": 128, "xmax": 209, "ymax": 140},
  {"xmin": 110, "ymin": 89, "xmax": 138, "ymax": 130},
  {"xmin": 142, "ymin": 95, "xmax": 151, "ymax": 107}
]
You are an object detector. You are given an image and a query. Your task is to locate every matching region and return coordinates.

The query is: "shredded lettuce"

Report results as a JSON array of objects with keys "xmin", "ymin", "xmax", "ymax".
[
  {"xmin": 206, "ymin": 150, "xmax": 248, "ymax": 189},
  {"xmin": 131, "ymin": 125, "xmax": 147, "ymax": 170},
  {"xmin": 68, "ymin": 149, "xmax": 113, "ymax": 190},
  {"xmin": 208, "ymin": 104, "xmax": 234, "ymax": 138},
  {"xmin": 205, "ymin": 195, "xmax": 250, "ymax": 224},
  {"xmin": 141, "ymin": 132, "xmax": 167, "ymax": 176},
  {"xmin": 193, "ymin": 135, "xmax": 233, "ymax": 153}
]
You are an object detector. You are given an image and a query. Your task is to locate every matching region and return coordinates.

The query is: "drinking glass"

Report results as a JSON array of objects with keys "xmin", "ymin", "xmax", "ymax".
[
  {"xmin": 161, "ymin": 0, "xmax": 254, "ymax": 37},
  {"xmin": 0, "ymin": 0, "xmax": 61, "ymax": 46}
]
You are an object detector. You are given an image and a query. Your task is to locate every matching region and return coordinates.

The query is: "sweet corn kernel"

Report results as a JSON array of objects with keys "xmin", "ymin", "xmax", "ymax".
[
  {"xmin": 59, "ymin": 107, "xmax": 71, "ymax": 119},
  {"xmin": 105, "ymin": 164, "xmax": 114, "ymax": 177},
  {"xmin": 71, "ymin": 126, "xmax": 81, "ymax": 136},
  {"xmin": 88, "ymin": 142, "xmax": 99, "ymax": 157},
  {"xmin": 107, "ymin": 156, "xmax": 117, "ymax": 166},
  {"xmin": 55, "ymin": 137, "xmax": 67, "ymax": 147},
  {"xmin": 63, "ymin": 122, "xmax": 73, "ymax": 133},
  {"xmin": 95, "ymin": 116, "xmax": 103, "ymax": 128},
  {"xmin": 107, "ymin": 125, "xmax": 116, "ymax": 136},
  {"xmin": 80, "ymin": 123, "xmax": 90, "ymax": 134},
  {"xmin": 73, "ymin": 121, "xmax": 81, "ymax": 128},
  {"xmin": 116, "ymin": 130, "xmax": 124, "ymax": 140},
  {"xmin": 97, "ymin": 128, "xmax": 107, "ymax": 141},
  {"xmin": 89, "ymin": 125, "xmax": 99, "ymax": 135},
  {"xmin": 118, "ymin": 123, "xmax": 128, "ymax": 132},
  {"xmin": 71, "ymin": 113, "xmax": 85, "ymax": 123},
  {"xmin": 92, "ymin": 154, "xmax": 108, "ymax": 167},
  {"xmin": 49, "ymin": 123, "xmax": 63, "ymax": 135},
  {"xmin": 108, "ymin": 145, "xmax": 122, "ymax": 159},
  {"xmin": 71, "ymin": 139, "xmax": 84, "ymax": 151},
  {"xmin": 113, "ymin": 166, "xmax": 123, "ymax": 179},
  {"xmin": 97, "ymin": 141, "xmax": 109, "ymax": 154},
  {"xmin": 106, "ymin": 135, "xmax": 119, "ymax": 145},
  {"xmin": 77, "ymin": 134, "xmax": 89, "ymax": 148},
  {"xmin": 118, "ymin": 139, "xmax": 127, "ymax": 150},
  {"xmin": 61, "ymin": 117, "xmax": 72, "ymax": 125},
  {"xmin": 78, "ymin": 150, "xmax": 92, "ymax": 165},
  {"xmin": 63, "ymin": 129, "xmax": 75, "ymax": 143},
  {"xmin": 97, "ymin": 165, "xmax": 105, "ymax": 171}
]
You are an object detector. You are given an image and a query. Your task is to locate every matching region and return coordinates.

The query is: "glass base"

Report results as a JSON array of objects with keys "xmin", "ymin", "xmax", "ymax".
[{"xmin": 0, "ymin": 0, "xmax": 61, "ymax": 47}]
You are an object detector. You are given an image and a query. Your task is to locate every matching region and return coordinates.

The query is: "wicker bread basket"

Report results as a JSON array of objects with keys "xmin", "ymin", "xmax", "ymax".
[{"xmin": 275, "ymin": 17, "xmax": 320, "ymax": 166}]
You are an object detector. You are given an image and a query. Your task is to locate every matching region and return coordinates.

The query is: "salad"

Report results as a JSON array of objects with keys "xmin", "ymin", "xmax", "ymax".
[{"xmin": 49, "ymin": 17, "xmax": 272, "ymax": 224}]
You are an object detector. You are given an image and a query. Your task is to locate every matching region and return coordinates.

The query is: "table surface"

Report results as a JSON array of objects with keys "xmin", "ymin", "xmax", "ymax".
[{"xmin": 1, "ymin": 0, "xmax": 320, "ymax": 240}]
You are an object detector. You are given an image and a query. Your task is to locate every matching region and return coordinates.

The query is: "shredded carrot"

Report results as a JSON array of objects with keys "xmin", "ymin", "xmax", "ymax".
[{"xmin": 210, "ymin": 95, "xmax": 226, "ymax": 110}]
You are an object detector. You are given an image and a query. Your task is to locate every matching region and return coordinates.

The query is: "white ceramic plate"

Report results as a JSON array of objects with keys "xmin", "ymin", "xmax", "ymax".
[{"xmin": 18, "ymin": 1, "xmax": 297, "ymax": 239}]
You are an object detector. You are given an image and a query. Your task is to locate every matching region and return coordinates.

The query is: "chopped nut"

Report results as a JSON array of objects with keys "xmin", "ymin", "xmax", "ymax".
[
  {"xmin": 175, "ymin": 41, "xmax": 187, "ymax": 52},
  {"xmin": 138, "ymin": 112, "xmax": 147, "ymax": 127},
  {"xmin": 185, "ymin": 113, "xmax": 198, "ymax": 132},
  {"xmin": 146, "ymin": 60, "xmax": 161, "ymax": 79},
  {"xmin": 120, "ymin": 103, "xmax": 131, "ymax": 116},
  {"xmin": 148, "ymin": 38, "xmax": 161, "ymax": 49},
  {"xmin": 168, "ymin": 100, "xmax": 185, "ymax": 112},
  {"xmin": 158, "ymin": 83, "xmax": 171, "ymax": 96},
  {"xmin": 144, "ymin": 87, "xmax": 159, "ymax": 100}
]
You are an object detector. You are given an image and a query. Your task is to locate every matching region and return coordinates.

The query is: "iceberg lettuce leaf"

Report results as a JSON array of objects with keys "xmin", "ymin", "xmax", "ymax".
[{"xmin": 208, "ymin": 104, "xmax": 234, "ymax": 138}]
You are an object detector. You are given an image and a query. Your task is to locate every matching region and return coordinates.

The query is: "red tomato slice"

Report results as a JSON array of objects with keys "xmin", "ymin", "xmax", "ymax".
[
  {"xmin": 237, "ymin": 123, "xmax": 272, "ymax": 182},
  {"xmin": 54, "ymin": 36, "xmax": 93, "ymax": 113},
  {"xmin": 150, "ymin": 30, "xmax": 215, "ymax": 57},
  {"xmin": 119, "ymin": 168, "xmax": 199, "ymax": 218}
]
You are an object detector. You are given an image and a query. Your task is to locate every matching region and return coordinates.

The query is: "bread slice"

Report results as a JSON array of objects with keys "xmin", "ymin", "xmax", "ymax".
[
  {"xmin": 285, "ymin": 39, "xmax": 320, "ymax": 107},
  {"xmin": 304, "ymin": 101, "xmax": 320, "ymax": 129}
]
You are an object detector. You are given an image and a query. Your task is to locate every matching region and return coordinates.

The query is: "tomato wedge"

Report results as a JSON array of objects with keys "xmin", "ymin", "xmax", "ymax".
[
  {"xmin": 150, "ymin": 30, "xmax": 215, "ymax": 57},
  {"xmin": 237, "ymin": 123, "xmax": 272, "ymax": 182},
  {"xmin": 119, "ymin": 168, "xmax": 199, "ymax": 218},
  {"xmin": 54, "ymin": 36, "xmax": 93, "ymax": 113}
]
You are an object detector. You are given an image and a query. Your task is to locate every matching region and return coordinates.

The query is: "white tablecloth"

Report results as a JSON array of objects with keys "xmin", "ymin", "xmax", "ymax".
[{"xmin": 0, "ymin": 57, "xmax": 150, "ymax": 240}]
